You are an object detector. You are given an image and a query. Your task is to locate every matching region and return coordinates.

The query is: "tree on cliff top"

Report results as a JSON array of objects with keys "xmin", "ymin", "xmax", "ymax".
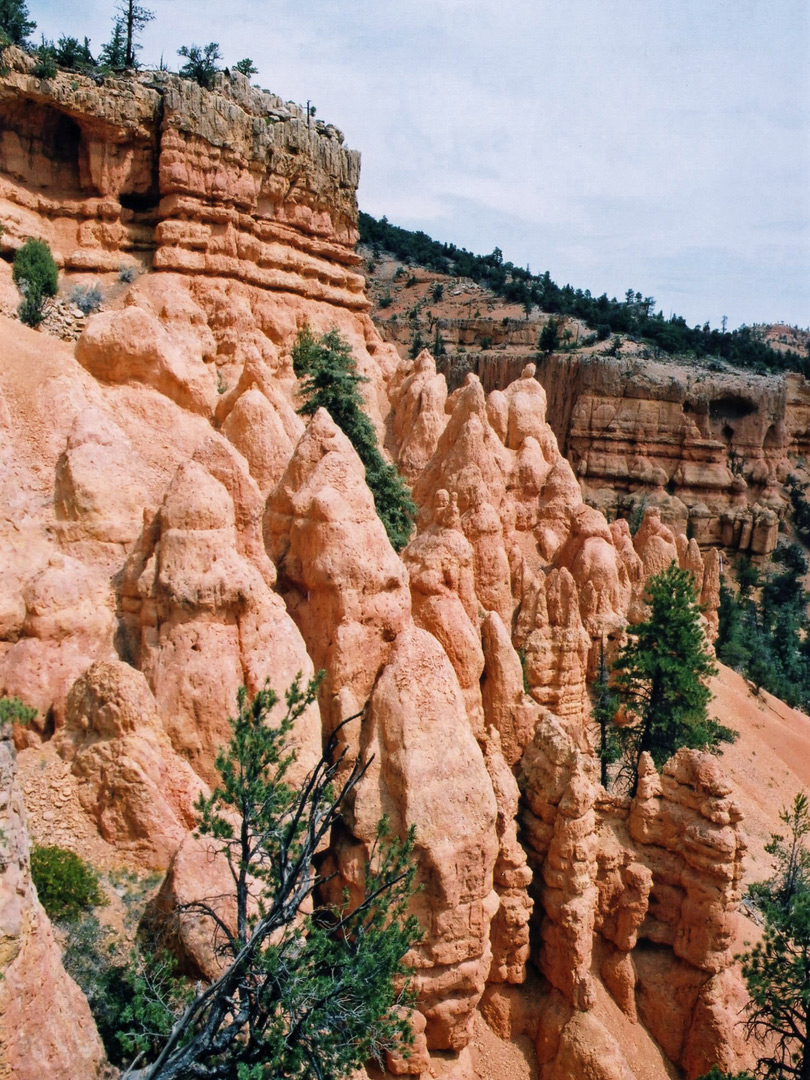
[
  {"xmin": 293, "ymin": 325, "xmax": 416, "ymax": 551},
  {"xmin": 177, "ymin": 42, "xmax": 221, "ymax": 89},
  {"xmin": 0, "ymin": 0, "xmax": 35, "ymax": 46},
  {"xmin": 611, "ymin": 562, "xmax": 735, "ymax": 793},
  {"xmin": 125, "ymin": 677, "xmax": 420, "ymax": 1080}
]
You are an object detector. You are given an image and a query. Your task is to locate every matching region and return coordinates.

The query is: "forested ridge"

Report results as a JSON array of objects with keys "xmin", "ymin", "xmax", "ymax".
[{"xmin": 359, "ymin": 212, "xmax": 808, "ymax": 375}]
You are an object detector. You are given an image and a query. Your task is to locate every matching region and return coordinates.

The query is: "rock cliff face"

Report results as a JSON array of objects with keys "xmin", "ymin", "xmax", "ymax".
[
  {"xmin": 534, "ymin": 352, "xmax": 810, "ymax": 556},
  {"xmin": 0, "ymin": 54, "xmax": 751, "ymax": 1080}
]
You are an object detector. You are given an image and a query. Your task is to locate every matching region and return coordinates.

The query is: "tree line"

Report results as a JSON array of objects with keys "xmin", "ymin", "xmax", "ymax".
[
  {"xmin": 359, "ymin": 212, "xmax": 808, "ymax": 376},
  {"xmin": 0, "ymin": 0, "xmax": 257, "ymax": 86}
]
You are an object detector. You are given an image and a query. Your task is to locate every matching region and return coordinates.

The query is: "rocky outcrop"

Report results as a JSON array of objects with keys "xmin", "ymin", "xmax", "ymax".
[
  {"xmin": 58, "ymin": 660, "xmax": 205, "ymax": 868},
  {"xmin": 120, "ymin": 447, "xmax": 322, "ymax": 787},
  {"xmin": 0, "ymin": 723, "xmax": 108, "ymax": 1080},
  {"xmin": 520, "ymin": 721, "xmax": 749, "ymax": 1080}
]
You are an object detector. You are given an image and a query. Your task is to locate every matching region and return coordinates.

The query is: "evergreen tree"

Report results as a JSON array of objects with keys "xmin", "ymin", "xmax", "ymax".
[
  {"xmin": 125, "ymin": 678, "xmax": 421, "ymax": 1080},
  {"xmin": 537, "ymin": 318, "xmax": 559, "ymax": 354},
  {"xmin": 591, "ymin": 638, "xmax": 620, "ymax": 789},
  {"xmin": 233, "ymin": 57, "xmax": 258, "ymax": 77},
  {"xmin": 177, "ymin": 42, "xmax": 221, "ymax": 88},
  {"xmin": 611, "ymin": 562, "xmax": 735, "ymax": 793},
  {"xmin": 52, "ymin": 35, "xmax": 95, "ymax": 70},
  {"xmin": 738, "ymin": 894, "xmax": 810, "ymax": 1080},
  {"xmin": 293, "ymin": 326, "xmax": 416, "ymax": 551},
  {"xmin": 120, "ymin": 0, "xmax": 153, "ymax": 67},
  {"xmin": 0, "ymin": 0, "xmax": 35, "ymax": 45},
  {"xmin": 99, "ymin": 19, "xmax": 127, "ymax": 70}
]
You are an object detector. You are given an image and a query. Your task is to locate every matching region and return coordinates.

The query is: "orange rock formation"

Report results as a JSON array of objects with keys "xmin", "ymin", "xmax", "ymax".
[{"xmin": 0, "ymin": 53, "xmax": 753, "ymax": 1080}]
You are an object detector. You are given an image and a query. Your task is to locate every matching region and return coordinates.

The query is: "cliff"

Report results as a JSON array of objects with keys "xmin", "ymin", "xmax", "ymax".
[
  {"xmin": 534, "ymin": 352, "xmax": 810, "ymax": 555},
  {"xmin": 0, "ymin": 52, "xmax": 758, "ymax": 1080}
]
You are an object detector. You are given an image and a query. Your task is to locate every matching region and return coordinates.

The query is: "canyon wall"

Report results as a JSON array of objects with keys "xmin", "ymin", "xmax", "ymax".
[
  {"xmin": 0, "ymin": 51, "xmax": 750, "ymax": 1080},
  {"xmin": 534, "ymin": 353, "xmax": 810, "ymax": 555}
]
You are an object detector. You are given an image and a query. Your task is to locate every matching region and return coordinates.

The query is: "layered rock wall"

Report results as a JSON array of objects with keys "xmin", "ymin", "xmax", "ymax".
[{"xmin": 533, "ymin": 352, "xmax": 810, "ymax": 555}]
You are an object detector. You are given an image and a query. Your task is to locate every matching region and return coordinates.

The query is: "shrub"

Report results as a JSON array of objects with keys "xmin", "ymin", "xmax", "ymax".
[
  {"xmin": 71, "ymin": 283, "xmax": 103, "ymax": 314},
  {"xmin": 18, "ymin": 284, "xmax": 44, "ymax": 326},
  {"xmin": 13, "ymin": 237, "xmax": 58, "ymax": 326},
  {"xmin": 30, "ymin": 844, "xmax": 104, "ymax": 922},
  {"xmin": 0, "ymin": 695, "xmax": 36, "ymax": 727},
  {"xmin": 118, "ymin": 264, "xmax": 136, "ymax": 284},
  {"xmin": 31, "ymin": 40, "xmax": 57, "ymax": 79}
]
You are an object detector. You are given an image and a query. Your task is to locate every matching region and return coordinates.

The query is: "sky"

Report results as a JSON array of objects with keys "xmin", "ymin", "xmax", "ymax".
[{"xmin": 32, "ymin": 0, "xmax": 810, "ymax": 331}]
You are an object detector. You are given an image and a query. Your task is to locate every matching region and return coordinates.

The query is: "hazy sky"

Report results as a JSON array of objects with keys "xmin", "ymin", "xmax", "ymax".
[{"xmin": 34, "ymin": 0, "xmax": 810, "ymax": 330}]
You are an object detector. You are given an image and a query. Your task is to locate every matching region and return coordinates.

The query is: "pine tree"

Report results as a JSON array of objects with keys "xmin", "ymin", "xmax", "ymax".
[
  {"xmin": 293, "ymin": 326, "xmax": 416, "ymax": 551},
  {"xmin": 0, "ymin": 0, "xmax": 35, "ymax": 45},
  {"xmin": 611, "ymin": 562, "xmax": 735, "ymax": 793},
  {"xmin": 177, "ymin": 42, "xmax": 221, "ymax": 88},
  {"xmin": 125, "ymin": 678, "xmax": 421, "ymax": 1080},
  {"xmin": 99, "ymin": 20, "xmax": 127, "ymax": 70},
  {"xmin": 591, "ymin": 638, "xmax": 620, "ymax": 789}
]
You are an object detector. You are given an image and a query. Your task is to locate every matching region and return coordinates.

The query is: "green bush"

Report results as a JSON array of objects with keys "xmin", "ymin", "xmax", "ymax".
[
  {"xmin": 13, "ymin": 238, "xmax": 58, "ymax": 325},
  {"xmin": 17, "ymin": 284, "xmax": 44, "ymax": 326},
  {"xmin": 31, "ymin": 41, "xmax": 57, "ymax": 79},
  {"xmin": 30, "ymin": 844, "xmax": 104, "ymax": 922},
  {"xmin": 0, "ymin": 695, "xmax": 36, "ymax": 727}
]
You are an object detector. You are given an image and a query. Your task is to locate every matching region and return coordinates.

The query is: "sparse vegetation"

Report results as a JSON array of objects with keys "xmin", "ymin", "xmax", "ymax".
[
  {"xmin": 0, "ymin": 695, "xmax": 36, "ymax": 726},
  {"xmin": 71, "ymin": 283, "xmax": 103, "ymax": 314}
]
